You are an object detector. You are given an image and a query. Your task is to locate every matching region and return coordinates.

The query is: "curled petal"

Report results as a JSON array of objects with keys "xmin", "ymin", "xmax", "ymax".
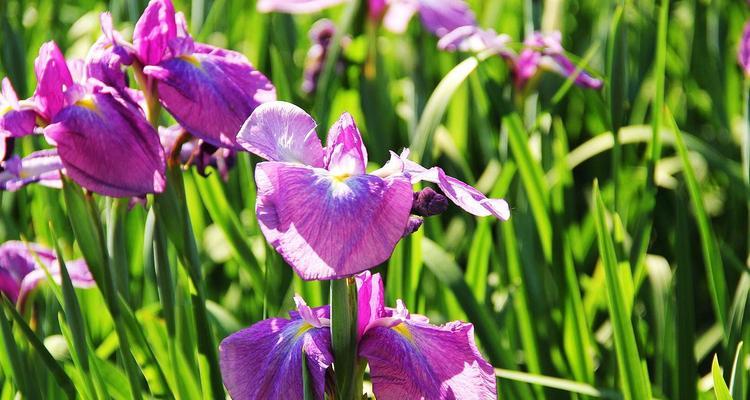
[
  {"xmin": 44, "ymin": 88, "xmax": 166, "ymax": 197},
  {"xmin": 33, "ymin": 42, "xmax": 74, "ymax": 121},
  {"xmin": 256, "ymin": 0, "xmax": 349, "ymax": 14},
  {"xmin": 133, "ymin": 0, "xmax": 177, "ymax": 65},
  {"xmin": 219, "ymin": 317, "xmax": 333, "ymax": 400},
  {"xmin": 359, "ymin": 318, "xmax": 496, "ymax": 399},
  {"xmin": 417, "ymin": 0, "xmax": 476, "ymax": 37},
  {"xmin": 86, "ymin": 14, "xmax": 135, "ymax": 92},
  {"xmin": 255, "ymin": 161, "xmax": 413, "ymax": 280},
  {"xmin": 325, "ymin": 112, "xmax": 367, "ymax": 177},
  {"xmin": 17, "ymin": 259, "xmax": 95, "ymax": 309},
  {"xmin": 147, "ymin": 52, "xmax": 276, "ymax": 150},
  {"xmin": 238, "ymin": 101, "xmax": 324, "ymax": 166},
  {"xmin": 355, "ymin": 271, "xmax": 386, "ymax": 337},
  {"xmin": 0, "ymin": 151, "xmax": 63, "ymax": 192}
]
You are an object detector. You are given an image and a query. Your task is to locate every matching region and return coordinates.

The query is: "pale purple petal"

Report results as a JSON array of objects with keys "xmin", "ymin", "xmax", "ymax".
[
  {"xmin": 1, "ymin": 78, "xmax": 37, "ymax": 137},
  {"xmin": 237, "ymin": 101, "xmax": 324, "ymax": 166},
  {"xmin": 133, "ymin": 0, "xmax": 177, "ymax": 65},
  {"xmin": 146, "ymin": 51, "xmax": 276, "ymax": 150},
  {"xmin": 324, "ymin": 112, "xmax": 367, "ymax": 177},
  {"xmin": 548, "ymin": 53, "xmax": 603, "ymax": 89},
  {"xmin": 33, "ymin": 42, "xmax": 74, "ymax": 121},
  {"xmin": 438, "ymin": 26, "xmax": 512, "ymax": 56},
  {"xmin": 44, "ymin": 86, "xmax": 166, "ymax": 197},
  {"xmin": 359, "ymin": 317, "xmax": 496, "ymax": 399},
  {"xmin": 383, "ymin": 0, "xmax": 418, "ymax": 34},
  {"xmin": 355, "ymin": 271, "xmax": 385, "ymax": 337},
  {"xmin": 513, "ymin": 49, "xmax": 541, "ymax": 88},
  {"xmin": 417, "ymin": 0, "xmax": 476, "ymax": 37},
  {"xmin": 219, "ymin": 318, "xmax": 333, "ymax": 399},
  {"xmin": 739, "ymin": 22, "xmax": 750, "ymax": 75},
  {"xmin": 0, "ymin": 151, "xmax": 63, "ymax": 192},
  {"xmin": 257, "ymin": 0, "xmax": 348, "ymax": 14},
  {"xmin": 255, "ymin": 161, "xmax": 413, "ymax": 280},
  {"xmin": 0, "ymin": 241, "xmax": 57, "ymax": 303},
  {"xmin": 17, "ymin": 259, "xmax": 95, "ymax": 309}
]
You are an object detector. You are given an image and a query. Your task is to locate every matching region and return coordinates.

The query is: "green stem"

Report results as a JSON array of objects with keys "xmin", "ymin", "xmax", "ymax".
[{"xmin": 330, "ymin": 277, "xmax": 361, "ymax": 400}]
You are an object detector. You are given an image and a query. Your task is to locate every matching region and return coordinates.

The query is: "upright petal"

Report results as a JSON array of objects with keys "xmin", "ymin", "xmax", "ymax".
[
  {"xmin": 133, "ymin": 0, "xmax": 177, "ymax": 65},
  {"xmin": 1, "ymin": 78, "xmax": 38, "ymax": 138},
  {"xmin": 146, "ymin": 51, "xmax": 276, "ymax": 150},
  {"xmin": 219, "ymin": 318, "xmax": 333, "ymax": 400},
  {"xmin": 355, "ymin": 271, "xmax": 385, "ymax": 337},
  {"xmin": 256, "ymin": 0, "xmax": 348, "ymax": 14},
  {"xmin": 17, "ymin": 259, "xmax": 95, "ymax": 309},
  {"xmin": 0, "ymin": 151, "xmax": 63, "ymax": 192},
  {"xmin": 325, "ymin": 112, "xmax": 367, "ymax": 177},
  {"xmin": 33, "ymin": 42, "xmax": 74, "ymax": 121},
  {"xmin": 359, "ymin": 316, "xmax": 496, "ymax": 399},
  {"xmin": 44, "ymin": 86, "xmax": 166, "ymax": 197},
  {"xmin": 417, "ymin": 0, "xmax": 476, "ymax": 37},
  {"xmin": 237, "ymin": 101, "xmax": 324, "ymax": 166},
  {"xmin": 255, "ymin": 161, "xmax": 413, "ymax": 280}
]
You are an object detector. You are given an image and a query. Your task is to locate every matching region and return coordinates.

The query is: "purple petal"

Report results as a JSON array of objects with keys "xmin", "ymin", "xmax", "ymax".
[
  {"xmin": 44, "ymin": 87, "xmax": 166, "ymax": 197},
  {"xmin": 513, "ymin": 49, "xmax": 541, "ymax": 88},
  {"xmin": 256, "ymin": 0, "xmax": 348, "ymax": 14},
  {"xmin": 237, "ymin": 101, "xmax": 324, "ymax": 166},
  {"xmin": 0, "ymin": 151, "xmax": 63, "ymax": 192},
  {"xmin": 255, "ymin": 161, "xmax": 413, "ymax": 280},
  {"xmin": 438, "ymin": 26, "xmax": 512, "ymax": 56},
  {"xmin": 368, "ymin": 0, "xmax": 387, "ymax": 19},
  {"xmin": 133, "ymin": 0, "xmax": 177, "ymax": 66},
  {"xmin": 740, "ymin": 22, "xmax": 750, "ymax": 75},
  {"xmin": 146, "ymin": 51, "xmax": 276, "ymax": 150},
  {"xmin": 359, "ymin": 316, "xmax": 496, "ymax": 399},
  {"xmin": 219, "ymin": 318, "xmax": 333, "ymax": 399},
  {"xmin": 1, "ymin": 78, "xmax": 38, "ymax": 138},
  {"xmin": 417, "ymin": 0, "xmax": 476, "ymax": 37},
  {"xmin": 548, "ymin": 54, "xmax": 603, "ymax": 90},
  {"xmin": 86, "ymin": 14, "xmax": 135, "ymax": 92},
  {"xmin": 383, "ymin": 0, "xmax": 418, "ymax": 34},
  {"xmin": 0, "ymin": 241, "xmax": 57, "ymax": 303},
  {"xmin": 324, "ymin": 112, "xmax": 367, "ymax": 177},
  {"xmin": 17, "ymin": 259, "xmax": 95, "ymax": 309},
  {"xmin": 33, "ymin": 42, "xmax": 74, "ymax": 121},
  {"xmin": 355, "ymin": 271, "xmax": 386, "ymax": 337}
]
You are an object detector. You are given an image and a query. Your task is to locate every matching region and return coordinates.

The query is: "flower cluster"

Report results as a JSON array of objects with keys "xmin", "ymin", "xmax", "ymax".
[
  {"xmin": 220, "ymin": 271, "xmax": 497, "ymax": 399},
  {"xmin": 0, "ymin": 0, "xmax": 275, "ymax": 198}
]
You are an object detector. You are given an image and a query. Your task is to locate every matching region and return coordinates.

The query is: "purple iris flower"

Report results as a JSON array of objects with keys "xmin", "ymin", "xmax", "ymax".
[
  {"xmin": 29, "ymin": 41, "xmax": 166, "ymax": 198},
  {"xmin": 1, "ymin": 78, "xmax": 38, "ymax": 138},
  {"xmin": 236, "ymin": 101, "xmax": 509, "ymax": 280},
  {"xmin": 0, "ymin": 241, "xmax": 95, "ymax": 309},
  {"xmin": 133, "ymin": 0, "xmax": 276, "ymax": 150},
  {"xmin": 257, "ymin": 0, "xmax": 475, "ymax": 37},
  {"xmin": 739, "ymin": 22, "xmax": 750, "ymax": 76},
  {"xmin": 159, "ymin": 124, "xmax": 236, "ymax": 180},
  {"xmin": 0, "ymin": 150, "xmax": 63, "ymax": 192},
  {"xmin": 219, "ymin": 271, "xmax": 497, "ymax": 400}
]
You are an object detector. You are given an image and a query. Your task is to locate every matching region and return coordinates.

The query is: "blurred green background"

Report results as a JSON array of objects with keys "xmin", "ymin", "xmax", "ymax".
[{"xmin": 1, "ymin": 0, "xmax": 749, "ymax": 399}]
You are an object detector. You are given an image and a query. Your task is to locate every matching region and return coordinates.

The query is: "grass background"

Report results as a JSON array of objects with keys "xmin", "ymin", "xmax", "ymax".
[{"xmin": 1, "ymin": 0, "xmax": 749, "ymax": 399}]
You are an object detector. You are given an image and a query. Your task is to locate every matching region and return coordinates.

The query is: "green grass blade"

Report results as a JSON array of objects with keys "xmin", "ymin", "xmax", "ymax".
[
  {"xmin": 494, "ymin": 368, "xmax": 623, "ymax": 399},
  {"xmin": 712, "ymin": 354, "xmax": 733, "ymax": 400}
]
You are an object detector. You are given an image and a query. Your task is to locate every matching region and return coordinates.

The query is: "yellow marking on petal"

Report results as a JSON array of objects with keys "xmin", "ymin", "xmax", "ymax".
[
  {"xmin": 1, "ymin": 105, "xmax": 12, "ymax": 115},
  {"xmin": 179, "ymin": 55, "xmax": 202, "ymax": 69},
  {"xmin": 392, "ymin": 323, "xmax": 414, "ymax": 343},
  {"xmin": 295, "ymin": 322, "xmax": 314, "ymax": 339},
  {"xmin": 332, "ymin": 173, "xmax": 351, "ymax": 182},
  {"xmin": 75, "ymin": 97, "xmax": 98, "ymax": 112}
]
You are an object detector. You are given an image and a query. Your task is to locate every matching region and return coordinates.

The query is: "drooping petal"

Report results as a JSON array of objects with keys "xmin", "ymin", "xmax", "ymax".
[
  {"xmin": 0, "ymin": 151, "xmax": 63, "ymax": 192},
  {"xmin": 44, "ymin": 86, "xmax": 166, "ymax": 197},
  {"xmin": 17, "ymin": 259, "xmax": 95, "ymax": 309},
  {"xmin": 1, "ymin": 78, "xmax": 38, "ymax": 138},
  {"xmin": 516, "ymin": 31, "xmax": 602, "ymax": 90},
  {"xmin": 256, "ymin": 0, "xmax": 348, "ymax": 14},
  {"xmin": 546, "ymin": 53, "xmax": 603, "ymax": 90},
  {"xmin": 739, "ymin": 22, "xmax": 750, "ymax": 75},
  {"xmin": 255, "ymin": 161, "xmax": 413, "ymax": 280},
  {"xmin": 383, "ymin": 0, "xmax": 419, "ymax": 34},
  {"xmin": 133, "ymin": 0, "xmax": 177, "ymax": 66},
  {"xmin": 417, "ymin": 0, "xmax": 476, "ymax": 37},
  {"xmin": 355, "ymin": 271, "xmax": 386, "ymax": 337},
  {"xmin": 219, "ymin": 317, "xmax": 333, "ymax": 399},
  {"xmin": 145, "ymin": 51, "xmax": 276, "ymax": 150},
  {"xmin": 33, "ymin": 42, "xmax": 74, "ymax": 121},
  {"xmin": 237, "ymin": 101, "xmax": 324, "ymax": 166},
  {"xmin": 325, "ymin": 112, "xmax": 367, "ymax": 177},
  {"xmin": 359, "ymin": 315, "xmax": 496, "ymax": 399},
  {"xmin": 0, "ymin": 241, "xmax": 57, "ymax": 303}
]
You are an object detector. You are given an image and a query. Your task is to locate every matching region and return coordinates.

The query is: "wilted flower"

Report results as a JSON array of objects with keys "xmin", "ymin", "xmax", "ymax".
[
  {"xmin": 23, "ymin": 41, "xmax": 167, "ymax": 198},
  {"xmin": 219, "ymin": 271, "xmax": 497, "ymax": 400},
  {"xmin": 0, "ymin": 241, "xmax": 94, "ymax": 309},
  {"xmin": 134, "ymin": 0, "xmax": 276, "ymax": 150},
  {"xmin": 0, "ymin": 150, "xmax": 63, "ymax": 192},
  {"xmin": 738, "ymin": 22, "xmax": 750, "ymax": 76},
  {"xmin": 257, "ymin": 0, "xmax": 476, "ymax": 37},
  {"xmin": 236, "ymin": 101, "xmax": 509, "ymax": 280}
]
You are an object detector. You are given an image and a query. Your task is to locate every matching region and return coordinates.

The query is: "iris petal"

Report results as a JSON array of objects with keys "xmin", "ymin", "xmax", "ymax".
[
  {"xmin": 255, "ymin": 161, "xmax": 412, "ymax": 280},
  {"xmin": 133, "ymin": 0, "xmax": 177, "ymax": 66},
  {"xmin": 237, "ymin": 101, "xmax": 324, "ymax": 166},
  {"xmin": 417, "ymin": 0, "xmax": 476, "ymax": 37},
  {"xmin": 325, "ymin": 112, "xmax": 367, "ymax": 177},
  {"xmin": 256, "ymin": 0, "xmax": 349, "ymax": 14},
  {"xmin": 33, "ymin": 42, "xmax": 74, "ymax": 121}
]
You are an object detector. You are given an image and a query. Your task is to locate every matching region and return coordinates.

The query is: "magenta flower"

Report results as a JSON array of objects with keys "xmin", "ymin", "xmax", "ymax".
[
  {"xmin": 739, "ymin": 22, "xmax": 750, "ymax": 76},
  {"xmin": 1, "ymin": 78, "xmax": 37, "ymax": 138},
  {"xmin": 0, "ymin": 150, "xmax": 63, "ymax": 192},
  {"xmin": 219, "ymin": 271, "xmax": 497, "ymax": 400},
  {"xmin": 257, "ymin": 0, "xmax": 475, "ymax": 37},
  {"xmin": 133, "ymin": 0, "xmax": 276, "ymax": 150},
  {"xmin": 29, "ymin": 41, "xmax": 166, "ymax": 198},
  {"xmin": 159, "ymin": 124, "xmax": 236, "ymax": 180},
  {"xmin": 236, "ymin": 101, "xmax": 509, "ymax": 280},
  {"xmin": 0, "ymin": 241, "xmax": 95, "ymax": 309}
]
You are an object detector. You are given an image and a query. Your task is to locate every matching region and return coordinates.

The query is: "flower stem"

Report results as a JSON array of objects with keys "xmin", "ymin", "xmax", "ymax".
[{"xmin": 330, "ymin": 277, "xmax": 361, "ymax": 400}]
